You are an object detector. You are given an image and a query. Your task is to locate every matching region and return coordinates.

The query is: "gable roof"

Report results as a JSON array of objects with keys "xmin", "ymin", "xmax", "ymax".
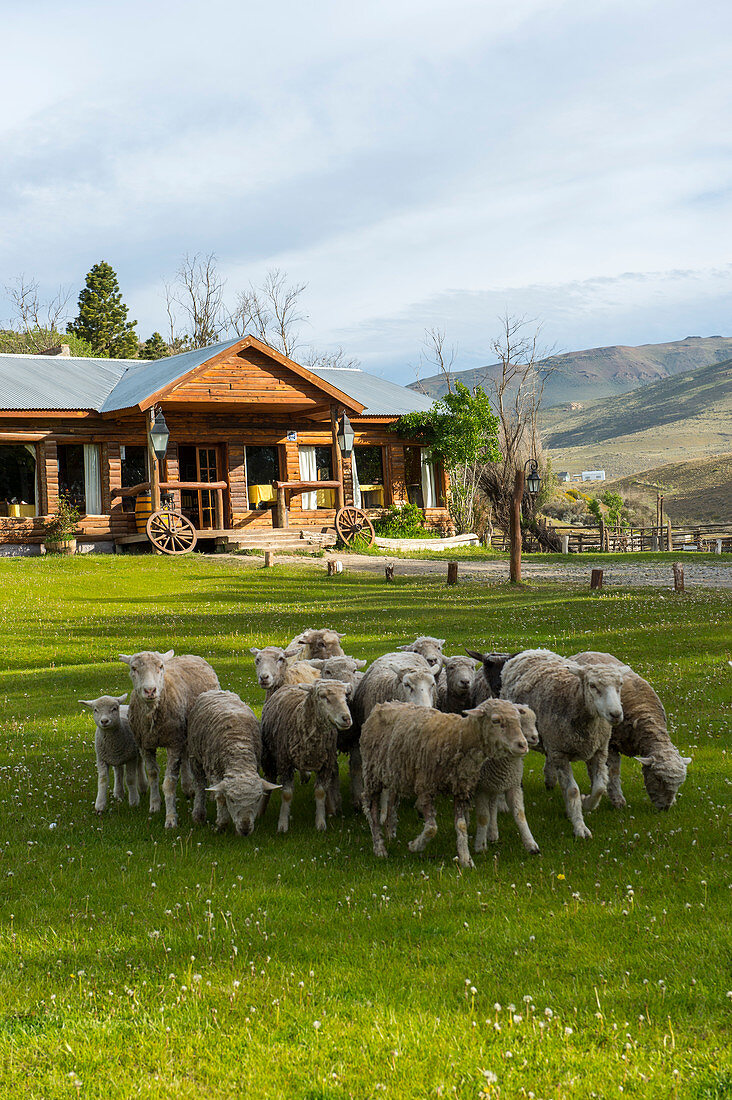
[{"xmin": 0, "ymin": 336, "xmax": 434, "ymax": 417}]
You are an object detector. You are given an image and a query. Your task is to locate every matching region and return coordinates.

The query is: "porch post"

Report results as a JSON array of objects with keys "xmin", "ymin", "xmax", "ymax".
[
  {"xmin": 331, "ymin": 405, "xmax": 345, "ymax": 511},
  {"xmin": 146, "ymin": 409, "xmax": 161, "ymax": 512}
]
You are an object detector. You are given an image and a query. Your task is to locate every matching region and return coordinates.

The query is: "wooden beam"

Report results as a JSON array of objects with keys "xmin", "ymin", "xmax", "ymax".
[
  {"xmin": 331, "ymin": 406, "xmax": 345, "ymax": 511},
  {"xmin": 509, "ymin": 468, "xmax": 524, "ymax": 584},
  {"xmin": 146, "ymin": 409, "xmax": 161, "ymax": 513}
]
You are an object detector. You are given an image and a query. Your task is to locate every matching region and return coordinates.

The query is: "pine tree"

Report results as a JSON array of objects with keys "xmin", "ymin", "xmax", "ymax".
[
  {"xmin": 67, "ymin": 262, "xmax": 138, "ymax": 358},
  {"xmin": 140, "ymin": 332, "xmax": 169, "ymax": 360}
]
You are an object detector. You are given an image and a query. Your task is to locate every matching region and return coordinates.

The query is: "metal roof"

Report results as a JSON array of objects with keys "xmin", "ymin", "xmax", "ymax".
[
  {"xmin": 0, "ymin": 353, "xmax": 132, "ymax": 410},
  {"xmin": 305, "ymin": 365, "xmax": 435, "ymax": 416},
  {"xmin": 100, "ymin": 338, "xmax": 242, "ymax": 413}
]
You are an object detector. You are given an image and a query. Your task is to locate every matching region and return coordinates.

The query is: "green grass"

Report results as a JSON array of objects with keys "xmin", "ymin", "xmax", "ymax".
[
  {"xmin": 344, "ymin": 543, "xmax": 732, "ymax": 565},
  {"xmin": 0, "ymin": 556, "xmax": 730, "ymax": 1099}
]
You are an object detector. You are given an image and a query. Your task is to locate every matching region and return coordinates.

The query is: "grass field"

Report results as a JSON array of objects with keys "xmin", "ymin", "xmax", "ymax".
[{"xmin": 0, "ymin": 556, "xmax": 730, "ymax": 1099}]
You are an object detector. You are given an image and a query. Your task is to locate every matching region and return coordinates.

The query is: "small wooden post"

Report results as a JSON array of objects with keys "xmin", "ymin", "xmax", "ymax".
[
  {"xmin": 327, "ymin": 559, "xmax": 343, "ymax": 576},
  {"xmin": 146, "ymin": 409, "xmax": 161, "ymax": 513},
  {"xmin": 275, "ymin": 488, "xmax": 288, "ymax": 529},
  {"xmin": 447, "ymin": 561, "xmax": 459, "ymax": 585},
  {"xmin": 673, "ymin": 562, "xmax": 684, "ymax": 592},
  {"xmin": 263, "ymin": 550, "xmax": 275, "ymax": 568},
  {"xmin": 561, "ymin": 534, "xmax": 570, "ymax": 554},
  {"xmin": 384, "ymin": 563, "xmax": 395, "ymax": 582},
  {"xmin": 590, "ymin": 568, "xmax": 603, "ymax": 590},
  {"xmin": 509, "ymin": 468, "xmax": 524, "ymax": 584},
  {"xmin": 666, "ymin": 518, "xmax": 673, "ymax": 551},
  {"xmin": 599, "ymin": 518, "xmax": 607, "ymax": 552},
  {"xmin": 215, "ymin": 487, "xmax": 224, "ymax": 530},
  {"xmin": 716, "ymin": 538, "xmax": 723, "ymax": 555},
  {"xmin": 331, "ymin": 405, "xmax": 345, "ymax": 511}
]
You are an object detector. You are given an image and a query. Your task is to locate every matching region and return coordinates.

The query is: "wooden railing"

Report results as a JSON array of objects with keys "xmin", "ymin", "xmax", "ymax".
[
  {"xmin": 111, "ymin": 481, "xmax": 228, "ymax": 531},
  {"xmin": 490, "ymin": 521, "xmax": 732, "ymax": 553}
]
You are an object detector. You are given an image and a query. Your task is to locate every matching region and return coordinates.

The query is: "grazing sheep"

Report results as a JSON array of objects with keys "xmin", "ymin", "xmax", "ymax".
[
  {"xmin": 187, "ymin": 690, "xmax": 279, "ymax": 835},
  {"xmin": 80, "ymin": 694, "xmax": 147, "ymax": 813},
  {"xmin": 474, "ymin": 704, "xmax": 541, "ymax": 854},
  {"xmin": 261, "ymin": 680, "xmax": 353, "ymax": 832},
  {"xmin": 570, "ymin": 652, "xmax": 691, "ymax": 809},
  {"xmin": 500, "ymin": 648, "xmax": 628, "ymax": 839},
  {"xmin": 120, "ymin": 650, "xmax": 219, "ymax": 829},
  {"xmin": 250, "ymin": 646, "xmax": 321, "ymax": 698},
  {"xmin": 436, "ymin": 656, "xmax": 479, "ymax": 713},
  {"xmin": 465, "ymin": 649, "xmax": 518, "ymax": 705},
  {"xmin": 283, "ymin": 629, "xmax": 346, "ymax": 661},
  {"xmin": 396, "ymin": 636, "xmax": 446, "ymax": 674},
  {"xmin": 361, "ymin": 699, "xmax": 529, "ymax": 868}
]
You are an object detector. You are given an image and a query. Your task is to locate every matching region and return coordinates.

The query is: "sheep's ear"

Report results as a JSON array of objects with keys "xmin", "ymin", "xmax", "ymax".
[
  {"xmin": 116, "ymin": 693, "xmax": 128, "ymax": 704},
  {"xmin": 464, "ymin": 648, "xmax": 486, "ymax": 662},
  {"xmin": 344, "ymin": 682, "xmax": 354, "ymax": 699},
  {"xmin": 308, "ymin": 659, "xmax": 325, "ymax": 669},
  {"xmin": 680, "ymin": 756, "xmax": 692, "ymax": 766},
  {"xmin": 396, "ymin": 644, "xmax": 408, "ymax": 651},
  {"xmin": 79, "ymin": 699, "xmax": 94, "ymax": 708},
  {"xmin": 436, "ymin": 639, "xmax": 446, "ymax": 647},
  {"xmin": 354, "ymin": 659, "xmax": 367, "ymax": 668},
  {"xmin": 261, "ymin": 779, "xmax": 282, "ymax": 792},
  {"xmin": 249, "ymin": 647, "xmax": 260, "ymax": 656},
  {"xmin": 162, "ymin": 649, "xmax": 174, "ymax": 660},
  {"xmin": 337, "ymin": 632, "xmax": 346, "ymax": 640},
  {"xmin": 206, "ymin": 781, "xmax": 225, "ymax": 794},
  {"xmin": 119, "ymin": 655, "xmax": 132, "ymax": 664},
  {"xmin": 635, "ymin": 755, "xmax": 654, "ymax": 767}
]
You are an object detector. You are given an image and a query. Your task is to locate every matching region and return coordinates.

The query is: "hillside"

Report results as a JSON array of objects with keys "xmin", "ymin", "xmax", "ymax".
[
  {"xmin": 409, "ymin": 335, "xmax": 732, "ymax": 407},
  {"xmin": 541, "ymin": 358, "xmax": 732, "ymax": 479},
  {"xmin": 606, "ymin": 453, "xmax": 732, "ymax": 524}
]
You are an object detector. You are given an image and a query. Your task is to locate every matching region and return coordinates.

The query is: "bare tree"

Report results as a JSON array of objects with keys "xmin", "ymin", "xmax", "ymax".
[
  {"xmin": 3, "ymin": 276, "xmax": 71, "ymax": 351},
  {"xmin": 412, "ymin": 327, "xmax": 458, "ymax": 394},
  {"xmin": 170, "ymin": 252, "xmax": 226, "ymax": 349},
  {"xmin": 228, "ymin": 268, "xmax": 307, "ymax": 358},
  {"xmin": 301, "ymin": 345, "xmax": 360, "ymax": 371}
]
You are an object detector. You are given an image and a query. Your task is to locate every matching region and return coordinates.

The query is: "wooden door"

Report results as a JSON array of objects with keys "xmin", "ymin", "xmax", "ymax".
[{"xmin": 179, "ymin": 445, "xmax": 219, "ymax": 529}]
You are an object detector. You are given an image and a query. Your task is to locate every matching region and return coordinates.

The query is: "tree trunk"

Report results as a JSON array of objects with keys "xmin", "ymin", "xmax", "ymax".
[{"xmin": 509, "ymin": 469, "xmax": 524, "ymax": 584}]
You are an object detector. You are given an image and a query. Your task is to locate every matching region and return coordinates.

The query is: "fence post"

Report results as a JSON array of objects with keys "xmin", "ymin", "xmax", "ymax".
[
  {"xmin": 327, "ymin": 559, "xmax": 343, "ymax": 576},
  {"xmin": 447, "ymin": 561, "xmax": 459, "ymax": 586},
  {"xmin": 385, "ymin": 563, "xmax": 395, "ymax": 582},
  {"xmin": 673, "ymin": 562, "xmax": 684, "ymax": 592},
  {"xmin": 561, "ymin": 534, "xmax": 570, "ymax": 555},
  {"xmin": 667, "ymin": 519, "xmax": 673, "ymax": 551},
  {"xmin": 590, "ymin": 568, "xmax": 603, "ymax": 590},
  {"xmin": 263, "ymin": 550, "xmax": 275, "ymax": 568}
]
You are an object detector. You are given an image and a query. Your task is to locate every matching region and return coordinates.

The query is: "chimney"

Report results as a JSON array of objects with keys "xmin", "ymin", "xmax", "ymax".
[{"xmin": 40, "ymin": 344, "xmax": 72, "ymax": 357}]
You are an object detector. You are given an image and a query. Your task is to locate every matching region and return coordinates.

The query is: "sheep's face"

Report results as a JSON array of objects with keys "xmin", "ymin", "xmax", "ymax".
[
  {"xmin": 468, "ymin": 700, "xmax": 529, "ymax": 757},
  {"xmin": 515, "ymin": 704, "xmax": 540, "ymax": 748},
  {"xmin": 312, "ymin": 680, "xmax": 352, "ymax": 730},
  {"xmin": 401, "ymin": 670, "xmax": 436, "ymax": 707},
  {"xmin": 210, "ymin": 776, "xmax": 276, "ymax": 836},
  {"xmin": 302, "ymin": 630, "xmax": 346, "ymax": 660},
  {"xmin": 80, "ymin": 694, "xmax": 127, "ymax": 729},
  {"xmin": 639, "ymin": 752, "xmax": 690, "ymax": 810},
  {"xmin": 580, "ymin": 666, "xmax": 625, "ymax": 725},
  {"xmin": 398, "ymin": 636, "xmax": 445, "ymax": 674},
  {"xmin": 444, "ymin": 657, "xmax": 476, "ymax": 701},
  {"xmin": 120, "ymin": 651, "xmax": 174, "ymax": 703},
  {"xmin": 318, "ymin": 656, "xmax": 367, "ymax": 687},
  {"xmin": 251, "ymin": 646, "xmax": 287, "ymax": 690}
]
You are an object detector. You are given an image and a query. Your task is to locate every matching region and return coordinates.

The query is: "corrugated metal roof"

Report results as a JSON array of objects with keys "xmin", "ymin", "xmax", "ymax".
[
  {"xmin": 100, "ymin": 338, "xmax": 242, "ymax": 413},
  {"xmin": 305, "ymin": 366, "xmax": 435, "ymax": 415},
  {"xmin": 0, "ymin": 353, "xmax": 132, "ymax": 410}
]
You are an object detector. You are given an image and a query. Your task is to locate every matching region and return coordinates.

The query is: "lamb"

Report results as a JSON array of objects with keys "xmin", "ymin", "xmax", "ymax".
[
  {"xmin": 250, "ymin": 646, "xmax": 321, "ymax": 698},
  {"xmin": 396, "ymin": 636, "xmax": 446, "ymax": 675},
  {"xmin": 436, "ymin": 656, "xmax": 479, "ymax": 713},
  {"xmin": 474, "ymin": 704, "xmax": 541, "ymax": 854},
  {"xmin": 80, "ymin": 694, "xmax": 148, "ymax": 813},
  {"xmin": 306, "ymin": 656, "xmax": 367, "ymax": 811},
  {"xmin": 465, "ymin": 649, "xmax": 518, "ymax": 705},
  {"xmin": 260, "ymin": 679, "xmax": 353, "ymax": 832},
  {"xmin": 570, "ymin": 652, "xmax": 691, "ymax": 809},
  {"xmin": 500, "ymin": 648, "xmax": 628, "ymax": 839},
  {"xmin": 361, "ymin": 699, "xmax": 530, "ymax": 868},
  {"xmin": 283, "ymin": 629, "xmax": 346, "ymax": 661},
  {"xmin": 308, "ymin": 655, "xmax": 367, "ymax": 689},
  {"xmin": 187, "ymin": 689, "xmax": 280, "ymax": 835},
  {"xmin": 120, "ymin": 649, "xmax": 219, "ymax": 829}
]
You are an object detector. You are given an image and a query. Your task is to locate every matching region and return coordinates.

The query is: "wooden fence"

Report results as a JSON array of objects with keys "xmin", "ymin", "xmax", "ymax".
[{"xmin": 489, "ymin": 521, "xmax": 732, "ymax": 554}]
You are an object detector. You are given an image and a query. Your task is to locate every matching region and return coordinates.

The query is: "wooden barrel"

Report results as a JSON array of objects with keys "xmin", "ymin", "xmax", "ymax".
[{"xmin": 135, "ymin": 493, "xmax": 153, "ymax": 533}]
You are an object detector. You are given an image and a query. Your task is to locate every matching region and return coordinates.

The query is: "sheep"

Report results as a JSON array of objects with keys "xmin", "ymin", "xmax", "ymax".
[
  {"xmin": 283, "ymin": 629, "xmax": 346, "ymax": 662},
  {"xmin": 306, "ymin": 655, "xmax": 368, "ymax": 811},
  {"xmin": 308, "ymin": 655, "xmax": 367, "ymax": 689},
  {"xmin": 348, "ymin": 653, "xmax": 437, "ymax": 811},
  {"xmin": 79, "ymin": 694, "xmax": 148, "ymax": 813},
  {"xmin": 436, "ymin": 656, "xmax": 479, "ymax": 713},
  {"xmin": 120, "ymin": 649, "xmax": 219, "ymax": 829},
  {"xmin": 187, "ymin": 689, "xmax": 280, "ymax": 835},
  {"xmin": 500, "ymin": 648, "xmax": 628, "ymax": 839},
  {"xmin": 260, "ymin": 679, "xmax": 353, "ymax": 832},
  {"xmin": 361, "ymin": 699, "xmax": 530, "ymax": 868},
  {"xmin": 465, "ymin": 649, "xmax": 518, "ymax": 705},
  {"xmin": 396, "ymin": 636, "xmax": 446, "ymax": 675},
  {"xmin": 570, "ymin": 652, "xmax": 691, "ymax": 810},
  {"xmin": 250, "ymin": 646, "xmax": 321, "ymax": 698},
  {"xmin": 474, "ymin": 704, "xmax": 541, "ymax": 854}
]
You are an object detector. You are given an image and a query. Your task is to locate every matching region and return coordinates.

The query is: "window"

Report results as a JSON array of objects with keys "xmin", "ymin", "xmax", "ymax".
[
  {"xmin": 404, "ymin": 445, "xmax": 424, "ymax": 508},
  {"xmin": 120, "ymin": 445, "xmax": 148, "ymax": 512},
  {"xmin": 57, "ymin": 444, "xmax": 102, "ymax": 514},
  {"xmin": 353, "ymin": 445, "xmax": 385, "ymax": 509},
  {"xmin": 299, "ymin": 445, "xmax": 334, "ymax": 509},
  {"xmin": 246, "ymin": 446, "xmax": 279, "ymax": 509},
  {"xmin": 0, "ymin": 445, "xmax": 37, "ymax": 517}
]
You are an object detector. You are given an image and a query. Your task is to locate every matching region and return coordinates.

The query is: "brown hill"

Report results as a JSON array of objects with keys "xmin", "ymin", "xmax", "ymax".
[{"xmin": 607, "ymin": 453, "xmax": 732, "ymax": 524}]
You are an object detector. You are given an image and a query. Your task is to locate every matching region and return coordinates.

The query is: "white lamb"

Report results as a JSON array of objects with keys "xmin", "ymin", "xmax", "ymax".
[
  {"xmin": 396, "ymin": 636, "xmax": 446, "ymax": 674},
  {"xmin": 250, "ymin": 645, "xmax": 321, "ymax": 698},
  {"xmin": 80, "ymin": 694, "xmax": 148, "ymax": 813},
  {"xmin": 474, "ymin": 704, "xmax": 541, "ymax": 854}
]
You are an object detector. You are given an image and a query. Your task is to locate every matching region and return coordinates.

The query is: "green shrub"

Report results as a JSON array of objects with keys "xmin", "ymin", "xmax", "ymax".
[{"xmin": 373, "ymin": 502, "xmax": 432, "ymax": 539}]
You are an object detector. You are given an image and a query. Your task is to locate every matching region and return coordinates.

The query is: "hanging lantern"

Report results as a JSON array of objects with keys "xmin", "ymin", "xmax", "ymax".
[
  {"xmin": 336, "ymin": 412, "xmax": 355, "ymax": 458},
  {"xmin": 525, "ymin": 458, "xmax": 542, "ymax": 496},
  {"xmin": 149, "ymin": 408, "xmax": 170, "ymax": 463}
]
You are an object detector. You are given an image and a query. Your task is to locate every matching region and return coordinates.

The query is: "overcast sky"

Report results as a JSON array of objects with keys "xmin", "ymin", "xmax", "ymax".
[{"xmin": 2, "ymin": 0, "xmax": 732, "ymax": 382}]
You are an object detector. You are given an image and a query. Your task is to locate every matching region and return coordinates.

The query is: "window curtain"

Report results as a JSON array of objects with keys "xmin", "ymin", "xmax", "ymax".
[
  {"xmin": 83, "ymin": 444, "xmax": 102, "ymax": 514},
  {"xmin": 299, "ymin": 446, "xmax": 317, "ymax": 509},
  {"xmin": 420, "ymin": 448, "xmax": 436, "ymax": 509},
  {"xmin": 24, "ymin": 444, "xmax": 38, "ymax": 514},
  {"xmin": 351, "ymin": 448, "xmax": 361, "ymax": 508}
]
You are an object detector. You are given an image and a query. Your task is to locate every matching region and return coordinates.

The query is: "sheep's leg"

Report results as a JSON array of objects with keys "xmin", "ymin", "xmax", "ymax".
[
  {"xmin": 544, "ymin": 759, "xmax": 558, "ymax": 790},
  {"xmin": 95, "ymin": 759, "xmax": 109, "ymax": 813},
  {"xmin": 161, "ymin": 750, "xmax": 182, "ymax": 829},
  {"xmin": 215, "ymin": 794, "xmax": 232, "ymax": 831},
  {"xmin": 327, "ymin": 766, "xmax": 342, "ymax": 816},
  {"xmin": 191, "ymin": 761, "xmax": 207, "ymax": 825},
  {"xmin": 125, "ymin": 762, "xmax": 140, "ymax": 807},
  {"xmin": 112, "ymin": 766, "xmax": 125, "ymax": 801},
  {"xmin": 606, "ymin": 747, "xmax": 626, "ymax": 808},
  {"xmin": 314, "ymin": 771, "xmax": 328, "ymax": 832},
  {"xmin": 474, "ymin": 789, "xmax": 490, "ymax": 852},
  {"xmin": 554, "ymin": 759, "xmax": 592, "ymax": 839},
  {"xmin": 180, "ymin": 753, "xmax": 195, "ymax": 798},
  {"xmin": 408, "ymin": 795, "xmax": 438, "ymax": 854},
  {"xmin": 496, "ymin": 793, "xmax": 509, "ymax": 814},
  {"xmin": 363, "ymin": 788, "xmax": 388, "ymax": 858},
  {"xmin": 277, "ymin": 780, "xmax": 294, "ymax": 834},
  {"xmin": 137, "ymin": 756, "xmax": 148, "ymax": 793},
  {"xmin": 454, "ymin": 800, "xmax": 474, "ymax": 868},
  {"xmin": 349, "ymin": 743, "xmax": 364, "ymax": 812},
  {"xmin": 145, "ymin": 750, "xmax": 161, "ymax": 814},
  {"xmin": 506, "ymin": 785, "xmax": 540, "ymax": 854},
  {"xmin": 382, "ymin": 792, "xmax": 399, "ymax": 839},
  {"xmin": 582, "ymin": 748, "xmax": 609, "ymax": 813}
]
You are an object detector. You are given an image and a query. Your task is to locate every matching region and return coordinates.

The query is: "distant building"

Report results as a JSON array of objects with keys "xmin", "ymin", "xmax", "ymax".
[
  {"xmin": 581, "ymin": 470, "xmax": 606, "ymax": 482},
  {"xmin": 558, "ymin": 471, "xmax": 571, "ymax": 483}
]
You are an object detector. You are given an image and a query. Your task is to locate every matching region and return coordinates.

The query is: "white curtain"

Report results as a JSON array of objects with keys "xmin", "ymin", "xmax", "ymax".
[
  {"xmin": 24, "ymin": 444, "xmax": 37, "ymax": 514},
  {"xmin": 351, "ymin": 448, "xmax": 361, "ymax": 508},
  {"xmin": 421, "ymin": 448, "xmax": 436, "ymax": 509},
  {"xmin": 83, "ymin": 444, "xmax": 102, "ymax": 514},
  {"xmin": 299, "ymin": 446, "xmax": 317, "ymax": 509}
]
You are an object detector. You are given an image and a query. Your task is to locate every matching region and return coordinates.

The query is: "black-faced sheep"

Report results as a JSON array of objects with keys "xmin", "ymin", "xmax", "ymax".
[
  {"xmin": 500, "ymin": 648, "xmax": 627, "ymax": 839},
  {"xmin": 79, "ymin": 694, "xmax": 147, "ymax": 813},
  {"xmin": 260, "ymin": 679, "xmax": 353, "ymax": 832},
  {"xmin": 570, "ymin": 652, "xmax": 690, "ymax": 809},
  {"xmin": 474, "ymin": 704, "xmax": 541, "ymax": 854},
  {"xmin": 361, "ymin": 698, "xmax": 530, "ymax": 868},
  {"xmin": 187, "ymin": 689, "xmax": 279, "ymax": 835},
  {"xmin": 465, "ymin": 649, "xmax": 517, "ymax": 705},
  {"xmin": 120, "ymin": 650, "xmax": 219, "ymax": 829}
]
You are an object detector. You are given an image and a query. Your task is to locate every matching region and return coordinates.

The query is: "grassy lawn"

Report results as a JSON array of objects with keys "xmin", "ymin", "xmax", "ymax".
[
  {"xmin": 343, "ymin": 544, "xmax": 732, "ymax": 565},
  {"xmin": 0, "ymin": 556, "xmax": 730, "ymax": 1099}
]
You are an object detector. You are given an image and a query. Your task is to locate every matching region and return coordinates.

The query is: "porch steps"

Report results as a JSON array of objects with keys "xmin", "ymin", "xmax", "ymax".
[{"xmin": 219, "ymin": 528, "xmax": 337, "ymax": 553}]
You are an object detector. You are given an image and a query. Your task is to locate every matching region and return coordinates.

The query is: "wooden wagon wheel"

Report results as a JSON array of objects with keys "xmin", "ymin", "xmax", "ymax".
[
  {"xmin": 146, "ymin": 508, "xmax": 198, "ymax": 555},
  {"xmin": 335, "ymin": 506, "xmax": 375, "ymax": 547}
]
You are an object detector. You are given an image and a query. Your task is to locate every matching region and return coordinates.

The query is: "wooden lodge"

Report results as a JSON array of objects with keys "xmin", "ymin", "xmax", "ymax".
[{"xmin": 0, "ymin": 335, "xmax": 450, "ymax": 554}]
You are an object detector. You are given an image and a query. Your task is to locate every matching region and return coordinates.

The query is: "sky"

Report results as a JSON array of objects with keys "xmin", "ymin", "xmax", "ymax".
[{"xmin": 2, "ymin": 0, "xmax": 732, "ymax": 383}]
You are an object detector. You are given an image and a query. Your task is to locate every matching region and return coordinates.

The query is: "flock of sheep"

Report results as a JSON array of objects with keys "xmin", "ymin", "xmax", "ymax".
[{"xmin": 80, "ymin": 628, "xmax": 691, "ymax": 868}]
